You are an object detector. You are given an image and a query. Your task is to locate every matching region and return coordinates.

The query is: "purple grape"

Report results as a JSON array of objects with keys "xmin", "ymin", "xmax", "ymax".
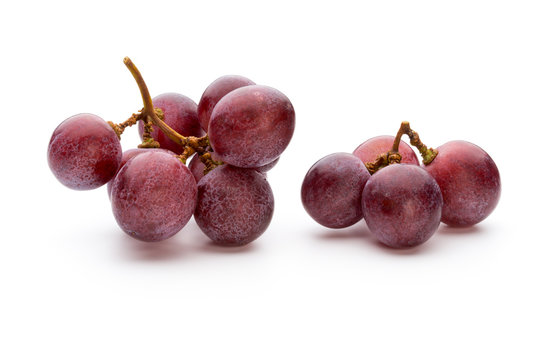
[
  {"xmin": 111, "ymin": 151, "xmax": 197, "ymax": 242},
  {"xmin": 208, "ymin": 85, "xmax": 295, "ymax": 168},
  {"xmin": 424, "ymin": 140, "xmax": 501, "ymax": 227},
  {"xmin": 353, "ymin": 135, "xmax": 419, "ymax": 165},
  {"xmin": 198, "ymin": 75, "xmax": 255, "ymax": 131},
  {"xmin": 195, "ymin": 165, "xmax": 274, "ymax": 246},
  {"xmin": 138, "ymin": 93, "xmax": 204, "ymax": 154},
  {"xmin": 48, "ymin": 113, "xmax": 122, "ymax": 190},
  {"xmin": 107, "ymin": 148, "xmax": 176, "ymax": 198},
  {"xmin": 188, "ymin": 153, "xmax": 206, "ymax": 183},
  {"xmin": 301, "ymin": 153, "xmax": 371, "ymax": 228},
  {"xmin": 362, "ymin": 164, "xmax": 443, "ymax": 248}
]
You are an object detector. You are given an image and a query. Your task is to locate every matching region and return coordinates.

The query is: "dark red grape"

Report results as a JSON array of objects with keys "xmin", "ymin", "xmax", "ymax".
[
  {"xmin": 362, "ymin": 164, "xmax": 442, "ymax": 248},
  {"xmin": 188, "ymin": 153, "xmax": 206, "ymax": 183},
  {"xmin": 301, "ymin": 153, "xmax": 371, "ymax": 228},
  {"xmin": 138, "ymin": 93, "xmax": 203, "ymax": 154},
  {"xmin": 107, "ymin": 148, "xmax": 176, "ymax": 198},
  {"xmin": 424, "ymin": 140, "xmax": 501, "ymax": 227},
  {"xmin": 353, "ymin": 135, "xmax": 419, "ymax": 165},
  {"xmin": 195, "ymin": 165, "xmax": 274, "ymax": 246},
  {"xmin": 111, "ymin": 151, "xmax": 197, "ymax": 242},
  {"xmin": 208, "ymin": 85, "xmax": 295, "ymax": 168},
  {"xmin": 198, "ymin": 75, "xmax": 255, "ymax": 131},
  {"xmin": 48, "ymin": 113, "xmax": 122, "ymax": 190}
]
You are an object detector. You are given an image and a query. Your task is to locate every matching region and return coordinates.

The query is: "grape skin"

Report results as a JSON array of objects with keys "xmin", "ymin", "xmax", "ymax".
[
  {"xmin": 424, "ymin": 140, "xmax": 501, "ymax": 227},
  {"xmin": 208, "ymin": 85, "xmax": 295, "ymax": 168},
  {"xmin": 362, "ymin": 164, "xmax": 443, "ymax": 248},
  {"xmin": 353, "ymin": 135, "xmax": 419, "ymax": 165},
  {"xmin": 188, "ymin": 153, "xmax": 206, "ymax": 183},
  {"xmin": 195, "ymin": 165, "xmax": 274, "ymax": 246},
  {"xmin": 138, "ymin": 93, "xmax": 204, "ymax": 154},
  {"xmin": 111, "ymin": 152, "xmax": 197, "ymax": 242},
  {"xmin": 48, "ymin": 113, "xmax": 122, "ymax": 190},
  {"xmin": 107, "ymin": 148, "xmax": 176, "ymax": 198},
  {"xmin": 301, "ymin": 153, "xmax": 371, "ymax": 228},
  {"xmin": 188, "ymin": 154, "xmax": 280, "ymax": 183},
  {"xmin": 198, "ymin": 75, "xmax": 255, "ymax": 131}
]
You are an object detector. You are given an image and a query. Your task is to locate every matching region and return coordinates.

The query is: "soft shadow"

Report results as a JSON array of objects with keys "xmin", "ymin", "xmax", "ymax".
[
  {"xmin": 315, "ymin": 221, "xmax": 372, "ymax": 241},
  {"xmin": 371, "ymin": 239, "xmax": 434, "ymax": 256},
  {"xmin": 437, "ymin": 224, "xmax": 484, "ymax": 236},
  {"xmin": 198, "ymin": 239, "xmax": 259, "ymax": 254},
  {"xmin": 118, "ymin": 232, "xmax": 187, "ymax": 261}
]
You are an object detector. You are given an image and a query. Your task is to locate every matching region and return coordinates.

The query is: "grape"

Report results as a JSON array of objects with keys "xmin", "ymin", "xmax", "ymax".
[
  {"xmin": 195, "ymin": 165, "xmax": 274, "ymax": 246},
  {"xmin": 107, "ymin": 148, "xmax": 176, "ymax": 198},
  {"xmin": 188, "ymin": 153, "xmax": 206, "ymax": 183},
  {"xmin": 110, "ymin": 151, "xmax": 197, "ymax": 242},
  {"xmin": 301, "ymin": 153, "xmax": 371, "ymax": 228},
  {"xmin": 424, "ymin": 140, "xmax": 501, "ymax": 227},
  {"xmin": 353, "ymin": 135, "xmax": 419, "ymax": 165},
  {"xmin": 362, "ymin": 164, "xmax": 442, "ymax": 248},
  {"xmin": 138, "ymin": 93, "xmax": 203, "ymax": 154},
  {"xmin": 208, "ymin": 85, "xmax": 295, "ymax": 168},
  {"xmin": 48, "ymin": 113, "xmax": 122, "ymax": 190},
  {"xmin": 198, "ymin": 75, "xmax": 255, "ymax": 131}
]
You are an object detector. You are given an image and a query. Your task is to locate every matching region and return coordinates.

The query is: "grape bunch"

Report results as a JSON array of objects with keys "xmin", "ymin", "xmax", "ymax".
[
  {"xmin": 302, "ymin": 122, "xmax": 501, "ymax": 249},
  {"xmin": 48, "ymin": 58, "xmax": 295, "ymax": 246}
]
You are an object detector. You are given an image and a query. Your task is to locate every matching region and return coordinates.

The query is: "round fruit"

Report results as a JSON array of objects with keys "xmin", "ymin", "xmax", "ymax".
[
  {"xmin": 424, "ymin": 140, "xmax": 501, "ymax": 227},
  {"xmin": 362, "ymin": 164, "xmax": 443, "ymax": 248},
  {"xmin": 195, "ymin": 165, "xmax": 274, "ymax": 246},
  {"xmin": 301, "ymin": 153, "xmax": 371, "ymax": 228},
  {"xmin": 208, "ymin": 85, "xmax": 295, "ymax": 168},
  {"xmin": 111, "ymin": 151, "xmax": 197, "ymax": 242},
  {"xmin": 48, "ymin": 113, "xmax": 122, "ymax": 190}
]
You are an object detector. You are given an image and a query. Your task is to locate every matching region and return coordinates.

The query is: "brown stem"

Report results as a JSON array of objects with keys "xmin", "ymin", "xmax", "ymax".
[
  {"xmin": 365, "ymin": 121, "xmax": 438, "ymax": 174},
  {"xmin": 122, "ymin": 57, "xmax": 211, "ymax": 159}
]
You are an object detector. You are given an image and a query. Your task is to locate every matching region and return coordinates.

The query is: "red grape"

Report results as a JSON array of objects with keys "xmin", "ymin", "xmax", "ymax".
[
  {"xmin": 195, "ymin": 165, "xmax": 274, "ymax": 246},
  {"xmin": 107, "ymin": 148, "xmax": 176, "ymax": 198},
  {"xmin": 424, "ymin": 140, "xmax": 501, "ymax": 227},
  {"xmin": 353, "ymin": 135, "xmax": 419, "ymax": 165},
  {"xmin": 188, "ymin": 153, "xmax": 206, "ymax": 183},
  {"xmin": 138, "ymin": 93, "xmax": 203, "ymax": 154},
  {"xmin": 362, "ymin": 164, "xmax": 443, "ymax": 248},
  {"xmin": 111, "ymin": 151, "xmax": 197, "ymax": 242},
  {"xmin": 208, "ymin": 85, "xmax": 295, "ymax": 168},
  {"xmin": 198, "ymin": 75, "xmax": 255, "ymax": 131},
  {"xmin": 48, "ymin": 113, "xmax": 122, "ymax": 190},
  {"xmin": 301, "ymin": 153, "xmax": 371, "ymax": 228}
]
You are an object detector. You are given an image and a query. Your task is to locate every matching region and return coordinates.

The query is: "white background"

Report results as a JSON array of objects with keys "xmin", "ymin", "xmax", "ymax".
[{"xmin": 1, "ymin": 1, "xmax": 539, "ymax": 359}]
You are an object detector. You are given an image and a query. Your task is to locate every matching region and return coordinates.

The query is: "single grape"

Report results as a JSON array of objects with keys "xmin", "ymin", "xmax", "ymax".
[
  {"xmin": 195, "ymin": 165, "xmax": 274, "ymax": 246},
  {"xmin": 188, "ymin": 153, "xmax": 206, "ymax": 183},
  {"xmin": 111, "ymin": 151, "xmax": 197, "ymax": 242},
  {"xmin": 301, "ymin": 153, "xmax": 371, "ymax": 228},
  {"xmin": 48, "ymin": 113, "xmax": 122, "ymax": 190},
  {"xmin": 424, "ymin": 140, "xmax": 501, "ymax": 227},
  {"xmin": 138, "ymin": 93, "xmax": 203, "ymax": 154},
  {"xmin": 107, "ymin": 148, "xmax": 176, "ymax": 198},
  {"xmin": 353, "ymin": 135, "xmax": 419, "ymax": 165},
  {"xmin": 208, "ymin": 85, "xmax": 295, "ymax": 168},
  {"xmin": 362, "ymin": 164, "xmax": 443, "ymax": 248},
  {"xmin": 198, "ymin": 75, "xmax": 255, "ymax": 131}
]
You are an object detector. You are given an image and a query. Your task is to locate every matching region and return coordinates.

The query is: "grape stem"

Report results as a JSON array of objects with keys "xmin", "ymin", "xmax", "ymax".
[
  {"xmin": 122, "ymin": 57, "xmax": 210, "ymax": 163},
  {"xmin": 365, "ymin": 121, "xmax": 438, "ymax": 174}
]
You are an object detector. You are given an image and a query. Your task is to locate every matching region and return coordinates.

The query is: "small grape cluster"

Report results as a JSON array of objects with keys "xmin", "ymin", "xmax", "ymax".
[
  {"xmin": 302, "ymin": 122, "xmax": 501, "ymax": 249},
  {"xmin": 48, "ymin": 58, "xmax": 295, "ymax": 246}
]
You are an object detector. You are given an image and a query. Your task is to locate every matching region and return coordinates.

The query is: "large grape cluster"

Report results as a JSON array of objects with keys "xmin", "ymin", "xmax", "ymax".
[{"xmin": 48, "ymin": 58, "xmax": 295, "ymax": 246}]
